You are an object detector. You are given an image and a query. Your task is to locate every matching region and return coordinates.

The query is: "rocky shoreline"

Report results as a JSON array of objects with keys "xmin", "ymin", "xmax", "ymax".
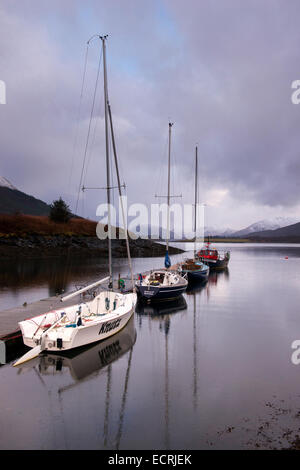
[{"xmin": 0, "ymin": 234, "xmax": 184, "ymax": 259}]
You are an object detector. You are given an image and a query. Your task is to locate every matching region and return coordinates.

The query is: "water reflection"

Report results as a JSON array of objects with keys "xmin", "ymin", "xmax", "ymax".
[
  {"xmin": 136, "ymin": 295, "xmax": 187, "ymax": 318},
  {"xmin": 136, "ymin": 296, "xmax": 188, "ymax": 449},
  {"xmin": 209, "ymin": 267, "xmax": 229, "ymax": 284},
  {"xmin": 15, "ymin": 317, "xmax": 136, "ymax": 449},
  {"xmin": 185, "ymin": 268, "xmax": 229, "ymax": 297},
  {"xmin": 17, "ymin": 318, "xmax": 136, "ymax": 384},
  {"xmin": 191, "ymin": 292, "xmax": 199, "ymax": 410},
  {"xmin": 0, "ymin": 255, "xmax": 135, "ymax": 310},
  {"xmin": 3, "ymin": 244, "xmax": 300, "ymax": 449},
  {"xmin": 0, "ymin": 256, "xmax": 108, "ymax": 294},
  {"xmin": 136, "ymin": 296, "xmax": 188, "ymax": 335}
]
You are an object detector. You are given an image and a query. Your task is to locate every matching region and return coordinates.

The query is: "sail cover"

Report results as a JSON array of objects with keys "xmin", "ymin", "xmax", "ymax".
[{"xmin": 164, "ymin": 250, "xmax": 171, "ymax": 268}]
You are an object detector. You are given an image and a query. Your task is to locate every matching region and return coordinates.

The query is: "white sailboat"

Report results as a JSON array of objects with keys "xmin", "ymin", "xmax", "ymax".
[{"xmin": 14, "ymin": 35, "xmax": 136, "ymax": 366}]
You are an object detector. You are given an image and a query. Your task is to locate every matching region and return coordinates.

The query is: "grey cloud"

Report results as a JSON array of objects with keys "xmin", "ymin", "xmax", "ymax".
[{"xmin": 0, "ymin": 0, "xmax": 300, "ymax": 227}]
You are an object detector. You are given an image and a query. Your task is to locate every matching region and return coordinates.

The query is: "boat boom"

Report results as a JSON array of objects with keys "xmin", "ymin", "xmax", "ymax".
[{"xmin": 60, "ymin": 276, "xmax": 110, "ymax": 302}]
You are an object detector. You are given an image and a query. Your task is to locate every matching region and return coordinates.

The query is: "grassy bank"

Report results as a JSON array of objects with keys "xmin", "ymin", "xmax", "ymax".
[
  {"xmin": 0, "ymin": 214, "xmax": 184, "ymax": 259},
  {"xmin": 0, "ymin": 214, "xmax": 97, "ymax": 237}
]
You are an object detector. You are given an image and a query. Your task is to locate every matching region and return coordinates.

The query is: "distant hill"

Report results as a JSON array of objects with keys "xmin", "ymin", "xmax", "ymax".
[
  {"xmin": 135, "ymin": 218, "xmax": 300, "ymax": 240},
  {"xmin": 232, "ymin": 217, "xmax": 299, "ymax": 237},
  {"xmin": 0, "ymin": 177, "xmax": 51, "ymax": 216},
  {"xmin": 204, "ymin": 226, "xmax": 236, "ymax": 237},
  {"xmin": 248, "ymin": 221, "xmax": 300, "ymax": 239},
  {"xmin": 191, "ymin": 218, "xmax": 299, "ymax": 238}
]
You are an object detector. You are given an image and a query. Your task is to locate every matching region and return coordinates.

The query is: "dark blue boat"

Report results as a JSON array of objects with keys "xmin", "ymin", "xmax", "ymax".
[
  {"xmin": 135, "ymin": 270, "xmax": 188, "ymax": 302},
  {"xmin": 136, "ymin": 123, "xmax": 188, "ymax": 303}
]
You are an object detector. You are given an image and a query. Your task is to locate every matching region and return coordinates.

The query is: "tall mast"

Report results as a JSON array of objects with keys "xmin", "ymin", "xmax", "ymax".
[
  {"xmin": 166, "ymin": 122, "xmax": 173, "ymax": 253},
  {"xmin": 194, "ymin": 146, "xmax": 198, "ymax": 257},
  {"xmin": 101, "ymin": 35, "xmax": 112, "ymax": 287},
  {"xmin": 108, "ymin": 102, "xmax": 135, "ymax": 291}
]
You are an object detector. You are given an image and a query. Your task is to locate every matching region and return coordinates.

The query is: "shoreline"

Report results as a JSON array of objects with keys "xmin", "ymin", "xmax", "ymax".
[
  {"xmin": 0, "ymin": 234, "xmax": 184, "ymax": 259},
  {"xmin": 174, "ymin": 237, "xmax": 300, "ymax": 244}
]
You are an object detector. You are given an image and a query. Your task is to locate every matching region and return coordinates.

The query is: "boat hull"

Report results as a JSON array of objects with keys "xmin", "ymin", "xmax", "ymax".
[
  {"xmin": 19, "ymin": 292, "xmax": 137, "ymax": 353},
  {"xmin": 135, "ymin": 283, "xmax": 187, "ymax": 302},
  {"xmin": 57, "ymin": 308, "xmax": 132, "ymax": 351},
  {"xmin": 22, "ymin": 308, "xmax": 134, "ymax": 352},
  {"xmin": 182, "ymin": 268, "xmax": 209, "ymax": 283},
  {"xmin": 17, "ymin": 317, "xmax": 137, "ymax": 380},
  {"xmin": 41, "ymin": 318, "xmax": 137, "ymax": 379},
  {"xmin": 198, "ymin": 257, "xmax": 229, "ymax": 270}
]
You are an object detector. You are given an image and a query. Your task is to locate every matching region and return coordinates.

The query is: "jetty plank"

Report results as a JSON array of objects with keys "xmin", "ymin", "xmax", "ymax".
[{"xmin": 0, "ymin": 295, "xmax": 82, "ymax": 339}]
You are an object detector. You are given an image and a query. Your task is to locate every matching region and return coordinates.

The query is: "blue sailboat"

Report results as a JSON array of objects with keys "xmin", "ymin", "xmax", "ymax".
[{"xmin": 135, "ymin": 123, "xmax": 188, "ymax": 302}]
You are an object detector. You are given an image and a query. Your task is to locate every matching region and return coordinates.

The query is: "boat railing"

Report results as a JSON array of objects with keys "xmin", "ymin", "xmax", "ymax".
[{"xmin": 197, "ymin": 248, "xmax": 230, "ymax": 259}]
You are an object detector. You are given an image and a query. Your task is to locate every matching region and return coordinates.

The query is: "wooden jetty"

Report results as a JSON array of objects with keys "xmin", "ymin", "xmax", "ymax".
[{"xmin": 0, "ymin": 294, "xmax": 82, "ymax": 340}]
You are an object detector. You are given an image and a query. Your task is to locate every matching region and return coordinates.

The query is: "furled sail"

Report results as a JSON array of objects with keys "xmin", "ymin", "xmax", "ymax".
[{"xmin": 164, "ymin": 250, "xmax": 171, "ymax": 268}]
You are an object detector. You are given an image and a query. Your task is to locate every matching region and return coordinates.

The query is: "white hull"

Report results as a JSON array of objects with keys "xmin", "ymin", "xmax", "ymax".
[
  {"xmin": 19, "ymin": 291, "xmax": 136, "ymax": 353},
  {"xmin": 19, "ymin": 318, "xmax": 137, "ymax": 382}
]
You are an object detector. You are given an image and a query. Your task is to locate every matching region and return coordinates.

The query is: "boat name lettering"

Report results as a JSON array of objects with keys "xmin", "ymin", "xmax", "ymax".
[
  {"xmin": 99, "ymin": 319, "xmax": 121, "ymax": 334},
  {"xmin": 99, "ymin": 340, "xmax": 122, "ymax": 365}
]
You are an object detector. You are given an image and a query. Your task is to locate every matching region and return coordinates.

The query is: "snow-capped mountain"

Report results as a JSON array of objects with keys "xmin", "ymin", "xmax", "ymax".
[
  {"xmin": 126, "ymin": 217, "xmax": 300, "ymax": 239},
  {"xmin": 0, "ymin": 176, "xmax": 17, "ymax": 191},
  {"xmin": 0, "ymin": 176, "xmax": 51, "ymax": 215},
  {"xmin": 204, "ymin": 226, "xmax": 236, "ymax": 237},
  {"xmin": 232, "ymin": 217, "xmax": 299, "ymax": 237}
]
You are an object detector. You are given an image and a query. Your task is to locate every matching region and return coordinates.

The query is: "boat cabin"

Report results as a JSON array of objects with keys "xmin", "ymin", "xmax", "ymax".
[{"xmin": 198, "ymin": 248, "xmax": 219, "ymax": 260}]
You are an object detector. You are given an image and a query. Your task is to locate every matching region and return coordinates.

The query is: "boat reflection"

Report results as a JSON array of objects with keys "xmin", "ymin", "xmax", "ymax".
[
  {"xmin": 136, "ymin": 295, "xmax": 187, "ymax": 449},
  {"xmin": 135, "ymin": 295, "xmax": 187, "ymax": 317},
  {"xmin": 15, "ymin": 316, "xmax": 136, "ymax": 450},
  {"xmin": 186, "ymin": 279, "xmax": 208, "ymax": 295},
  {"xmin": 186, "ymin": 268, "xmax": 229, "ymax": 296},
  {"xmin": 208, "ymin": 267, "xmax": 229, "ymax": 285},
  {"xmin": 17, "ymin": 317, "xmax": 136, "ymax": 384}
]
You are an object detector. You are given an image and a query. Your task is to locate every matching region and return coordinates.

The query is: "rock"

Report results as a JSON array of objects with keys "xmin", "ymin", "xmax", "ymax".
[{"xmin": 0, "ymin": 234, "xmax": 184, "ymax": 259}]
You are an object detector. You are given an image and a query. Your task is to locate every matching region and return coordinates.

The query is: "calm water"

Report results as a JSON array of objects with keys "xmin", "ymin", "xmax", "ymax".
[{"xmin": 1, "ymin": 243, "xmax": 300, "ymax": 449}]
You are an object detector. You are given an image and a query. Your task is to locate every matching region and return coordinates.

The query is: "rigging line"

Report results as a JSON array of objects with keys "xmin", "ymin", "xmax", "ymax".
[
  {"xmin": 80, "ymin": 34, "xmax": 104, "ymax": 192},
  {"xmin": 75, "ymin": 44, "xmax": 103, "ymax": 215},
  {"xmin": 68, "ymin": 43, "xmax": 89, "ymax": 201},
  {"xmin": 58, "ymin": 386, "xmax": 68, "ymax": 450},
  {"xmin": 114, "ymin": 120, "xmax": 126, "ymax": 198},
  {"xmin": 103, "ymin": 364, "xmax": 112, "ymax": 448},
  {"xmin": 81, "ymin": 187, "xmax": 85, "ymax": 218},
  {"xmin": 197, "ymin": 145, "xmax": 201, "ymax": 204},
  {"xmin": 193, "ymin": 294, "xmax": 198, "ymax": 410},
  {"xmin": 109, "ymin": 127, "xmax": 115, "ymax": 209},
  {"xmin": 115, "ymin": 347, "xmax": 134, "ymax": 450},
  {"xmin": 171, "ymin": 134, "xmax": 180, "ymax": 203},
  {"xmin": 164, "ymin": 323, "xmax": 170, "ymax": 450},
  {"xmin": 83, "ymin": 87, "xmax": 104, "ymax": 187},
  {"xmin": 155, "ymin": 130, "xmax": 168, "ymax": 201},
  {"xmin": 108, "ymin": 102, "xmax": 134, "ymax": 290}
]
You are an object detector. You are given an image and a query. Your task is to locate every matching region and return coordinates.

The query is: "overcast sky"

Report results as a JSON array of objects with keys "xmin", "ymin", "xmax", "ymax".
[{"xmin": 1, "ymin": 0, "xmax": 300, "ymax": 230}]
